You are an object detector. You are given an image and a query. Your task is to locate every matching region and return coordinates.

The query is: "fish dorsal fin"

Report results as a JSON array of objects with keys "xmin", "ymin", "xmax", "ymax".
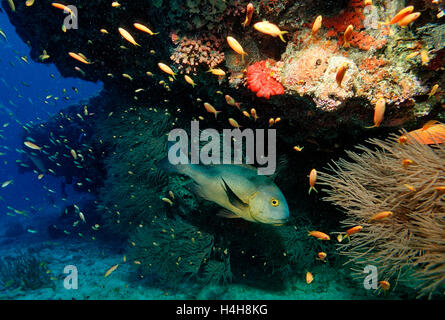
[
  {"xmin": 221, "ymin": 178, "xmax": 249, "ymax": 209},
  {"xmin": 422, "ymin": 120, "xmax": 440, "ymax": 130}
]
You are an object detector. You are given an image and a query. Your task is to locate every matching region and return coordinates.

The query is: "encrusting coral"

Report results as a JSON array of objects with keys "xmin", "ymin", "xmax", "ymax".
[
  {"xmin": 247, "ymin": 59, "xmax": 285, "ymax": 99},
  {"xmin": 170, "ymin": 34, "xmax": 225, "ymax": 75},
  {"xmin": 318, "ymin": 132, "xmax": 445, "ymax": 298}
]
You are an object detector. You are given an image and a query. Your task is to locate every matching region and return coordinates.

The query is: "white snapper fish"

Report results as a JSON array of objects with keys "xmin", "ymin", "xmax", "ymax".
[{"xmin": 160, "ymin": 159, "xmax": 289, "ymax": 225}]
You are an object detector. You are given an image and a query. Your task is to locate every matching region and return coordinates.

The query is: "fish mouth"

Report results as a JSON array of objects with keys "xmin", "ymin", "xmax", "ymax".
[{"xmin": 252, "ymin": 215, "xmax": 289, "ymax": 226}]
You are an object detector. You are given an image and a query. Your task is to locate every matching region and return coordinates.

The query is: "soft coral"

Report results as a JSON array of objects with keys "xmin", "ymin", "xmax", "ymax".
[{"xmin": 247, "ymin": 60, "xmax": 284, "ymax": 99}]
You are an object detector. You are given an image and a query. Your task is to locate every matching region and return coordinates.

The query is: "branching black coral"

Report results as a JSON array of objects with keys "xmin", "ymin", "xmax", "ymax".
[
  {"xmin": 0, "ymin": 251, "xmax": 52, "ymax": 291},
  {"xmin": 128, "ymin": 214, "xmax": 214, "ymax": 284}
]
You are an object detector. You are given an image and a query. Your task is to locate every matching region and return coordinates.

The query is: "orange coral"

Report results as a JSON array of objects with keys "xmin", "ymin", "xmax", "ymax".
[
  {"xmin": 324, "ymin": 0, "xmax": 365, "ymax": 36},
  {"xmin": 359, "ymin": 56, "xmax": 388, "ymax": 72},
  {"xmin": 347, "ymin": 31, "xmax": 387, "ymax": 51}
]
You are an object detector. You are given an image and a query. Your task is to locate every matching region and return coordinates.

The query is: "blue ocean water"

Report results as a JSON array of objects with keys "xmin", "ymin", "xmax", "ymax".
[{"xmin": 0, "ymin": 12, "xmax": 102, "ymax": 233}]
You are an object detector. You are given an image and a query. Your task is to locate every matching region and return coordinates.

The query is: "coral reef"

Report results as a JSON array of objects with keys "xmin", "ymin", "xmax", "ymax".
[
  {"xmin": 170, "ymin": 34, "xmax": 225, "ymax": 75},
  {"xmin": 2, "ymin": 0, "xmax": 444, "ymax": 299},
  {"xmin": 318, "ymin": 133, "xmax": 445, "ymax": 298}
]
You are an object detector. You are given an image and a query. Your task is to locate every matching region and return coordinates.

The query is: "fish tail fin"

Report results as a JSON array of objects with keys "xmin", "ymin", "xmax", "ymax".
[
  {"xmin": 364, "ymin": 124, "xmax": 377, "ymax": 129},
  {"xmin": 308, "ymin": 186, "xmax": 318, "ymax": 195},
  {"xmin": 279, "ymin": 32, "xmax": 287, "ymax": 43},
  {"xmin": 153, "ymin": 32, "xmax": 160, "ymax": 35},
  {"xmin": 235, "ymin": 102, "xmax": 241, "ymax": 109},
  {"xmin": 215, "ymin": 111, "xmax": 222, "ymax": 119}
]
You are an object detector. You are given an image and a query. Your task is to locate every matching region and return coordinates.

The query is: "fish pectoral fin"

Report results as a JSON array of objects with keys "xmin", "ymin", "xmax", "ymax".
[
  {"xmin": 221, "ymin": 178, "xmax": 249, "ymax": 210},
  {"xmin": 216, "ymin": 209, "xmax": 241, "ymax": 219}
]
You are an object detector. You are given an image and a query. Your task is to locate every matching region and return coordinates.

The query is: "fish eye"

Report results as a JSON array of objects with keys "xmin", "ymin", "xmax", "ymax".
[{"xmin": 270, "ymin": 198, "xmax": 279, "ymax": 207}]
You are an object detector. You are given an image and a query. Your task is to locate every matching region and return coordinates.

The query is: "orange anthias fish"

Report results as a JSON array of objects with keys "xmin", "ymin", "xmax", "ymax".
[
  {"xmin": 346, "ymin": 225, "xmax": 363, "ymax": 236},
  {"xmin": 242, "ymin": 3, "xmax": 254, "ymax": 27},
  {"xmin": 308, "ymin": 230, "xmax": 330, "ymax": 240},
  {"xmin": 311, "ymin": 15, "xmax": 323, "ymax": 36},
  {"xmin": 68, "ymin": 52, "xmax": 91, "ymax": 64},
  {"xmin": 306, "ymin": 271, "xmax": 314, "ymax": 284},
  {"xmin": 253, "ymin": 21, "xmax": 288, "ymax": 42},
  {"xmin": 335, "ymin": 62, "xmax": 348, "ymax": 88},
  {"xmin": 308, "ymin": 168, "xmax": 317, "ymax": 194},
  {"xmin": 379, "ymin": 280, "xmax": 390, "ymax": 291},
  {"xmin": 383, "ymin": 6, "xmax": 414, "ymax": 25},
  {"xmin": 317, "ymin": 252, "xmax": 327, "ymax": 261},
  {"xmin": 343, "ymin": 25, "xmax": 354, "ymax": 48},
  {"xmin": 365, "ymin": 97, "xmax": 386, "ymax": 128},
  {"xmin": 397, "ymin": 12, "xmax": 421, "ymax": 27},
  {"xmin": 398, "ymin": 121, "xmax": 445, "ymax": 145},
  {"xmin": 52, "ymin": 3, "xmax": 75, "ymax": 16},
  {"xmin": 369, "ymin": 211, "xmax": 393, "ymax": 222}
]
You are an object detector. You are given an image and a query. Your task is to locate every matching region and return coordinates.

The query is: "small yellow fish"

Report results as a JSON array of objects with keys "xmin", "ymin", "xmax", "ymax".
[
  {"xmin": 204, "ymin": 102, "xmax": 221, "ymax": 119},
  {"xmin": 133, "ymin": 23, "xmax": 159, "ymax": 36},
  {"xmin": 122, "ymin": 73, "xmax": 133, "ymax": 81},
  {"xmin": 227, "ymin": 36, "xmax": 247, "ymax": 60},
  {"xmin": 111, "ymin": 1, "xmax": 121, "ymax": 7},
  {"xmin": 428, "ymin": 84, "xmax": 439, "ymax": 98},
  {"xmin": 420, "ymin": 50, "xmax": 430, "ymax": 66},
  {"xmin": 104, "ymin": 264, "xmax": 119, "ymax": 277},
  {"xmin": 68, "ymin": 52, "xmax": 91, "ymax": 64},
  {"xmin": 24, "ymin": 141, "xmax": 41, "ymax": 150},
  {"xmin": 158, "ymin": 62, "xmax": 176, "ymax": 79},
  {"xmin": 100, "ymin": 29, "xmax": 109, "ymax": 34},
  {"xmin": 8, "ymin": 0, "xmax": 16, "ymax": 12},
  {"xmin": 250, "ymin": 108, "xmax": 259, "ymax": 121},
  {"xmin": 26, "ymin": 0, "xmax": 35, "ymax": 7},
  {"xmin": 1, "ymin": 180, "xmax": 13, "ymax": 188},
  {"xmin": 184, "ymin": 75, "xmax": 196, "ymax": 87},
  {"xmin": 225, "ymin": 95, "xmax": 241, "ymax": 109},
  {"xmin": 405, "ymin": 51, "xmax": 419, "ymax": 60},
  {"xmin": 228, "ymin": 118, "xmax": 241, "ymax": 128},
  {"xmin": 161, "ymin": 197, "xmax": 173, "ymax": 206},
  {"xmin": 39, "ymin": 50, "xmax": 49, "ymax": 61},
  {"xmin": 207, "ymin": 68, "xmax": 226, "ymax": 76},
  {"xmin": 293, "ymin": 146, "xmax": 304, "ymax": 152},
  {"xmin": 118, "ymin": 27, "xmax": 140, "ymax": 46}
]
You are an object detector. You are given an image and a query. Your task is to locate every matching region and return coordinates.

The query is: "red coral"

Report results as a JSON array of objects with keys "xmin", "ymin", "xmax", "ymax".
[{"xmin": 247, "ymin": 60, "xmax": 284, "ymax": 99}]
